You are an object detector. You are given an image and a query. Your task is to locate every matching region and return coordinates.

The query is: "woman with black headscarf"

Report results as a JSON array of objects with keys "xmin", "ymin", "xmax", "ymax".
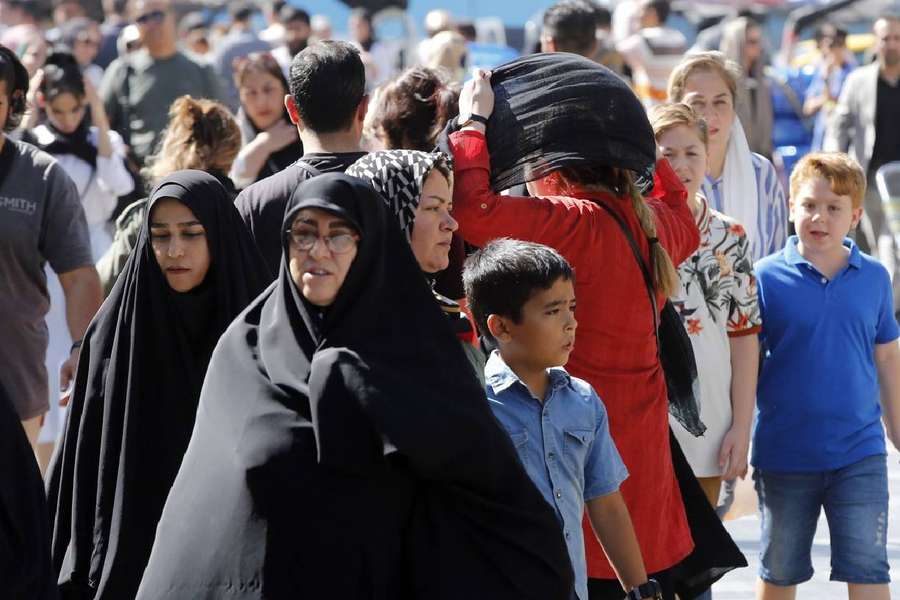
[
  {"xmin": 136, "ymin": 173, "xmax": 573, "ymax": 599},
  {"xmin": 0, "ymin": 380, "xmax": 57, "ymax": 600},
  {"xmin": 45, "ymin": 171, "xmax": 270, "ymax": 600},
  {"xmin": 346, "ymin": 149, "xmax": 485, "ymax": 380}
]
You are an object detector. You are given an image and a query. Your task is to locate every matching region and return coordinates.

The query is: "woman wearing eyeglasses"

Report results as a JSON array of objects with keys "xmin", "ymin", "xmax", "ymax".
[
  {"xmin": 137, "ymin": 172, "xmax": 573, "ymax": 600},
  {"xmin": 58, "ymin": 17, "xmax": 105, "ymax": 89},
  {"xmin": 46, "ymin": 171, "xmax": 269, "ymax": 600},
  {"xmin": 230, "ymin": 52, "xmax": 303, "ymax": 189}
]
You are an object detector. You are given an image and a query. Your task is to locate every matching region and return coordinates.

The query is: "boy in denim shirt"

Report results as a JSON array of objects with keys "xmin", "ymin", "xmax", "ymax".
[
  {"xmin": 463, "ymin": 239, "xmax": 661, "ymax": 600},
  {"xmin": 753, "ymin": 153, "xmax": 900, "ymax": 600}
]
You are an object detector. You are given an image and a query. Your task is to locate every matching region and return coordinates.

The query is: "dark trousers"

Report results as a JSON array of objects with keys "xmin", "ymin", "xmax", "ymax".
[{"xmin": 587, "ymin": 569, "xmax": 675, "ymax": 600}]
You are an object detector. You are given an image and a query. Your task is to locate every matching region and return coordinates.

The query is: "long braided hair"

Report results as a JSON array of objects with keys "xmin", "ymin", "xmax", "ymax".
[{"xmin": 556, "ymin": 164, "xmax": 680, "ymax": 297}]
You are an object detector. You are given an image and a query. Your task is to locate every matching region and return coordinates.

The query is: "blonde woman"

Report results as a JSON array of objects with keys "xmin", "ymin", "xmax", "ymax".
[{"xmin": 668, "ymin": 51, "xmax": 788, "ymax": 262}]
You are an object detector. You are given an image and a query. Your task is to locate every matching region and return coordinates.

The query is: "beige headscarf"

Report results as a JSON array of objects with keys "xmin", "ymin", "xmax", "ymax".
[{"xmin": 720, "ymin": 17, "xmax": 773, "ymax": 158}]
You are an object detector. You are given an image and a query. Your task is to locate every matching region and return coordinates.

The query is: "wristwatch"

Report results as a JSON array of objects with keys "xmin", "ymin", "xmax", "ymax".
[
  {"xmin": 458, "ymin": 113, "xmax": 489, "ymax": 128},
  {"xmin": 626, "ymin": 579, "xmax": 663, "ymax": 599}
]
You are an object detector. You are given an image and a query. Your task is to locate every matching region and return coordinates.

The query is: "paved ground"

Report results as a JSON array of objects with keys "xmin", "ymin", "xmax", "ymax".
[{"xmin": 710, "ymin": 446, "xmax": 900, "ymax": 599}]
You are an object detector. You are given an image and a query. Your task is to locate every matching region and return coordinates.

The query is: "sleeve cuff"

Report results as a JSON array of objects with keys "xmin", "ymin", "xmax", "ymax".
[{"xmin": 727, "ymin": 325, "xmax": 762, "ymax": 338}]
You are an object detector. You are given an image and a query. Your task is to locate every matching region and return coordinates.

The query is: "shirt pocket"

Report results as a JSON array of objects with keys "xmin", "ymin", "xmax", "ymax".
[{"xmin": 563, "ymin": 428, "xmax": 594, "ymax": 472}]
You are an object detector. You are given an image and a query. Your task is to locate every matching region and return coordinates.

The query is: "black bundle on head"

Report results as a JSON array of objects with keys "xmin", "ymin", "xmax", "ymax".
[
  {"xmin": 473, "ymin": 52, "xmax": 657, "ymax": 193},
  {"xmin": 40, "ymin": 51, "xmax": 85, "ymax": 101},
  {"xmin": 0, "ymin": 44, "xmax": 30, "ymax": 132}
]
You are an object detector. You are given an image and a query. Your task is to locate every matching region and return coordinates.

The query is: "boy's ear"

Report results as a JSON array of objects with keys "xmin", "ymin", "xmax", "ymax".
[
  {"xmin": 850, "ymin": 206, "xmax": 864, "ymax": 229},
  {"xmin": 486, "ymin": 314, "xmax": 513, "ymax": 343}
]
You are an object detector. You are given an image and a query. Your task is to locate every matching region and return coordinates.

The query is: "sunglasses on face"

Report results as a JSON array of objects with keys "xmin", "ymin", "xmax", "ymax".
[{"xmin": 136, "ymin": 10, "xmax": 166, "ymax": 25}]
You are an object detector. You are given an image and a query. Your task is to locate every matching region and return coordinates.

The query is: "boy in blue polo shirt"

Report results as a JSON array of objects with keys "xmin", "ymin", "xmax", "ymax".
[
  {"xmin": 753, "ymin": 152, "xmax": 900, "ymax": 600},
  {"xmin": 463, "ymin": 239, "xmax": 663, "ymax": 600}
]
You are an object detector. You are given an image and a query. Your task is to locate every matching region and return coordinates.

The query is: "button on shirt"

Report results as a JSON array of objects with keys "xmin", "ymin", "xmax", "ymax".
[
  {"xmin": 485, "ymin": 352, "xmax": 628, "ymax": 600},
  {"xmin": 753, "ymin": 236, "xmax": 899, "ymax": 472}
]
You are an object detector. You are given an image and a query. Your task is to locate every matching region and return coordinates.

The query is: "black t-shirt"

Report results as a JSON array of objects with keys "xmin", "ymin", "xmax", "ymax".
[
  {"xmin": 234, "ymin": 152, "xmax": 367, "ymax": 275},
  {"xmin": 870, "ymin": 76, "xmax": 900, "ymax": 175}
]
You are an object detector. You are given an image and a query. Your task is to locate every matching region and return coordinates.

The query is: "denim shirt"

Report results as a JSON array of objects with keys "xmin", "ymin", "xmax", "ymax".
[{"xmin": 485, "ymin": 352, "xmax": 628, "ymax": 600}]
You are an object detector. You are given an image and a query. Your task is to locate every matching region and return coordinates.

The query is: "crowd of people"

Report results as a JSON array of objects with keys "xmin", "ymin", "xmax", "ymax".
[{"xmin": 2, "ymin": 0, "xmax": 900, "ymax": 599}]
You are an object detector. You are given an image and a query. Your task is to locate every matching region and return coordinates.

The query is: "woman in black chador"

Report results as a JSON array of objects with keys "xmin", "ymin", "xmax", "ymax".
[
  {"xmin": 136, "ymin": 173, "xmax": 574, "ymax": 599},
  {"xmin": 46, "ymin": 171, "xmax": 269, "ymax": 600}
]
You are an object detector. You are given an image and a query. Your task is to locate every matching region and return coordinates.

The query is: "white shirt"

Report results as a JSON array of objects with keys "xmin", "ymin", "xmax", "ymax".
[{"xmin": 30, "ymin": 125, "xmax": 134, "ymax": 227}]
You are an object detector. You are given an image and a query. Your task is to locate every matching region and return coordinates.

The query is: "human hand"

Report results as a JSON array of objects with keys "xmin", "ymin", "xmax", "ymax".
[
  {"xmin": 718, "ymin": 425, "xmax": 750, "ymax": 480},
  {"xmin": 59, "ymin": 349, "xmax": 79, "ymax": 407},
  {"xmin": 458, "ymin": 68, "xmax": 494, "ymax": 125},
  {"xmin": 26, "ymin": 68, "xmax": 43, "ymax": 108},
  {"xmin": 265, "ymin": 119, "xmax": 299, "ymax": 151},
  {"xmin": 84, "ymin": 77, "xmax": 101, "ymax": 108}
]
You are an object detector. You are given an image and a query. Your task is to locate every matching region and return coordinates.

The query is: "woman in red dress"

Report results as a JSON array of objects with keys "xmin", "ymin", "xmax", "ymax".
[{"xmin": 450, "ymin": 69, "xmax": 700, "ymax": 599}]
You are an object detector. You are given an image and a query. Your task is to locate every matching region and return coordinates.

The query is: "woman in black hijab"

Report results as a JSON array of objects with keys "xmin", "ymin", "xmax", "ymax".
[
  {"xmin": 136, "ymin": 173, "xmax": 573, "ymax": 599},
  {"xmin": 0, "ymin": 381, "xmax": 56, "ymax": 600},
  {"xmin": 45, "ymin": 171, "xmax": 270, "ymax": 600}
]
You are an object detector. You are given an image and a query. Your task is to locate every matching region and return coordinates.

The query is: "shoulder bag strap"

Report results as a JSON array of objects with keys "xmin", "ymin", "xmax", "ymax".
[
  {"xmin": 294, "ymin": 160, "xmax": 323, "ymax": 178},
  {"xmin": 595, "ymin": 201, "xmax": 661, "ymax": 350}
]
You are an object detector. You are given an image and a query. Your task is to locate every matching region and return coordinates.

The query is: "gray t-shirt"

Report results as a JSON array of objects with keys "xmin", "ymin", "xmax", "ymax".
[
  {"xmin": 100, "ymin": 49, "xmax": 225, "ymax": 165},
  {"xmin": 0, "ymin": 139, "xmax": 92, "ymax": 419}
]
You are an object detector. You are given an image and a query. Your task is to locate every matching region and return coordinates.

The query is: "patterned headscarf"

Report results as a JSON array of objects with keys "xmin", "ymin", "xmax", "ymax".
[{"xmin": 346, "ymin": 149, "xmax": 453, "ymax": 239}]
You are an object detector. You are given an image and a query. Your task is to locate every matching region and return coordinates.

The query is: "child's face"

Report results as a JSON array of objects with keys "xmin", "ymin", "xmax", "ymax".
[
  {"xmin": 657, "ymin": 124, "xmax": 708, "ymax": 201},
  {"xmin": 496, "ymin": 277, "xmax": 578, "ymax": 370},
  {"xmin": 44, "ymin": 92, "xmax": 87, "ymax": 135},
  {"xmin": 790, "ymin": 175, "xmax": 862, "ymax": 255}
]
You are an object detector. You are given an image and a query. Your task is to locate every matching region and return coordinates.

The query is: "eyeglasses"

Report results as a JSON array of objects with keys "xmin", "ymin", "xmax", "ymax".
[
  {"xmin": 286, "ymin": 230, "xmax": 359, "ymax": 253},
  {"xmin": 136, "ymin": 10, "xmax": 166, "ymax": 25}
]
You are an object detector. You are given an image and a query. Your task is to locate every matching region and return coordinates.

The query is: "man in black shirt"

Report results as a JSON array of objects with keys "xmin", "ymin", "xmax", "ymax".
[
  {"xmin": 827, "ymin": 13, "xmax": 900, "ymax": 305},
  {"xmin": 235, "ymin": 41, "xmax": 369, "ymax": 275}
]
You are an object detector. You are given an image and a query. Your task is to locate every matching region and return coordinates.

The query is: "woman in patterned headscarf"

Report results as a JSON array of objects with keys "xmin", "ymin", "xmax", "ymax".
[{"xmin": 346, "ymin": 149, "xmax": 485, "ymax": 379}]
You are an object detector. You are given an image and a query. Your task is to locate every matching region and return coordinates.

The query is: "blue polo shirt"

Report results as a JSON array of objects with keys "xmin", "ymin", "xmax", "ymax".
[
  {"xmin": 752, "ymin": 236, "xmax": 898, "ymax": 472},
  {"xmin": 484, "ymin": 351, "xmax": 628, "ymax": 600}
]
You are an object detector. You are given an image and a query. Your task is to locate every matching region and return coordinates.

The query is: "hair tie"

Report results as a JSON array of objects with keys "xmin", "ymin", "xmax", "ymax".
[{"xmin": 648, "ymin": 237, "xmax": 659, "ymax": 245}]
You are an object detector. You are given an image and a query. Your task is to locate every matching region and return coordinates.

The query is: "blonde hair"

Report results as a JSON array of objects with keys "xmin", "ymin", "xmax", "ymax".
[
  {"xmin": 421, "ymin": 30, "xmax": 467, "ymax": 81},
  {"xmin": 790, "ymin": 152, "xmax": 867, "ymax": 209},
  {"xmin": 558, "ymin": 165, "xmax": 680, "ymax": 297},
  {"xmin": 667, "ymin": 51, "xmax": 741, "ymax": 103},
  {"xmin": 649, "ymin": 102, "xmax": 709, "ymax": 146},
  {"xmin": 144, "ymin": 95, "xmax": 241, "ymax": 185}
]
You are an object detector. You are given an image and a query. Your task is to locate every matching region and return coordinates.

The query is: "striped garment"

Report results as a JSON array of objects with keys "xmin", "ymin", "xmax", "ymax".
[{"xmin": 700, "ymin": 152, "xmax": 789, "ymax": 262}]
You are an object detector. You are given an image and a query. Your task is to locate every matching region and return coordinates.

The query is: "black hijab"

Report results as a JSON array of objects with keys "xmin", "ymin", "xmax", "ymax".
[
  {"xmin": 0, "ymin": 380, "xmax": 57, "ymax": 600},
  {"xmin": 45, "ymin": 171, "xmax": 270, "ymax": 600},
  {"xmin": 136, "ymin": 173, "xmax": 573, "ymax": 599}
]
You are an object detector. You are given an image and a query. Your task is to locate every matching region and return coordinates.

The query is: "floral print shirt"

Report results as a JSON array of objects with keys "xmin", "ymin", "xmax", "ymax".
[{"xmin": 670, "ymin": 197, "xmax": 762, "ymax": 476}]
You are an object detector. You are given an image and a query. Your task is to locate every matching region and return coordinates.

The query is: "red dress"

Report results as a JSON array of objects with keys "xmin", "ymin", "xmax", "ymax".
[{"xmin": 450, "ymin": 130, "xmax": 700, "ymax": 578}]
